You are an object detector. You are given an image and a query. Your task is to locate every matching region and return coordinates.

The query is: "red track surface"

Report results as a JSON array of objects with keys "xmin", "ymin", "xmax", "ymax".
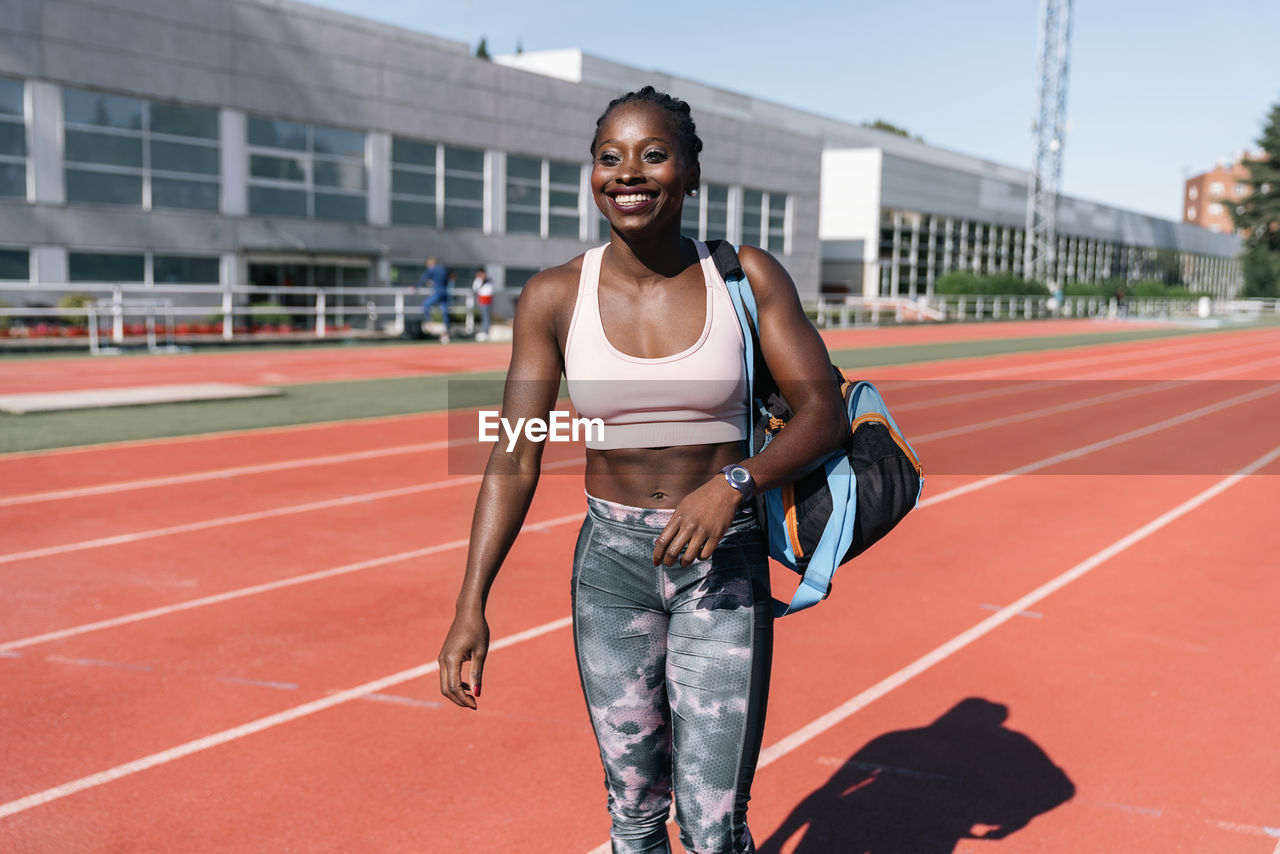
[{"xmin": 2, "ymin": 324, "xmax": 1279, "ymax": 853}]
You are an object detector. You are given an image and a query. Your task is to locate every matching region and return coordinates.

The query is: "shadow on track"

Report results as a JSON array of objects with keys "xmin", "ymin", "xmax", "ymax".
[{"xmin": 758, "ymin": 697, "xmax": 1074, "ymax": 854}]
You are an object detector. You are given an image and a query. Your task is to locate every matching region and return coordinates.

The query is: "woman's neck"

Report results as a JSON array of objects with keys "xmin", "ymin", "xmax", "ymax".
[{"xmin": 606, "ymin": 224, "xmax": 695, "ymax": 283}]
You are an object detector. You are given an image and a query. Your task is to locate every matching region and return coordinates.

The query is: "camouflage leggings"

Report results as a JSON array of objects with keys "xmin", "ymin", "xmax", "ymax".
[{"xmin": 573, "ymin": 494, "xmax": 774, "ymax": 854}]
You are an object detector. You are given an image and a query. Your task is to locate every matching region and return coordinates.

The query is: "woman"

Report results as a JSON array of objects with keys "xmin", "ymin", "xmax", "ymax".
[{"xmin": 438, "ymin": 86, "xmax": 846, "ymax": 853}]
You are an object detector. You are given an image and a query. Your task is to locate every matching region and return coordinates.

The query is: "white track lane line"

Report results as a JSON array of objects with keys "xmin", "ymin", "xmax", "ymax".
[
  {"xmin": 0, "ymin": 614, "xmax": 573, "ymax": 820},
  {"xmin": 916, "ymin": 382, "xmax": 1280, "ymax": 507},
  {"xmin": 754, "ymin": 441, "xmax": 1280, "ymax": 767},
  {"xmin": 6, "ymin": 381, "xmax": 1275, "ymax": 649},
  {"xmin": 8, "ymin": 426, "xmax": 1278, "ymax": 824},
  {"xmin": 7, "ymin": 330, "xmax": 1273, "ymax": 503},
  {"xmin": 582, "ymin": 442, "xmax": 1280, "ymax": 854},
  {"xmin": 0, "ymin": 512, "xmax": 585, "ymax": 652},
  {"xmin": 8, "ymin": 373, "xmax": 1274, "ymax": 568},
  {"xmin": 932, "ymin": 327, "xmax": 1280, "ymax": 380},
  {"xmin": 0, "ymin": 457, "xmax": 581, "ymax": 567},
  {"xmin": 0, "ymin": 439, "xmax": 456, "ymax": 508}
]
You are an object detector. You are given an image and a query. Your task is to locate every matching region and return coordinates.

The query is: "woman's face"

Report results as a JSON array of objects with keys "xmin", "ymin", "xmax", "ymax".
[{"xmin": 591, "ymin": 102, "xmax": 697, "ymax": 236}]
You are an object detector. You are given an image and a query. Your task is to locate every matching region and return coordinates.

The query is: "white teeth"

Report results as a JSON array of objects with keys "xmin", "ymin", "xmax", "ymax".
[{"xmin": 613, "ymin": 193, "xmax": 655, "ymax": 205}]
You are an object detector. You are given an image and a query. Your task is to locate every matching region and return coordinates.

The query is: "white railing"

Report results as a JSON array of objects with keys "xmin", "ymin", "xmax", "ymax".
[
  {"xmin": 813, "ymin": 293, "xmax": 1280, "ymax": 326},
  {"xmin": 813, "ymin": 296, "xmax": 944, "ymax": 326},
  {"xmin": 0, "ymin": 282, "xmax": 481, "ymax": 347}
]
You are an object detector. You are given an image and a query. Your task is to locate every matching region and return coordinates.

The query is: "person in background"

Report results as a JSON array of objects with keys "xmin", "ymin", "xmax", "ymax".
[
  {"xmin": 472, "ymin": 268, "xmax": 494, "ymax": 340},
  {"xmin": 416, "ymin": 255, "xmax": 451, "ymax": 343}
]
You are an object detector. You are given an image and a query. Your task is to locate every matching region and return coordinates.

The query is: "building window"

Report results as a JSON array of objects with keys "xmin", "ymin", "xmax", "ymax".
[
  {"xmin": 154, "ymin": 255, "xmax": 220, "ymax": 283},
  {"xmin": 681, "ymin": 188, "xmax": 701, "ymax": 237},
  {"xmin": 506, "ymin": 156, "xmax": 582, "ymax": 237},
  {"xmin": 391, "ymin": 137, "xmax": 437, "ymax": 226},
  {"xmin": 704, "ymin": 183, "xmax": 729, "ymax": 241},
  {"xmin": 1209, "ymin": 181, "xmax": 1224, "ymax": 196},
  {"xmin": 247, "ymin": 116, "xmax": 365, "ymax": 221},
  {"xmin": 741, "ymin": 189, "xmax": 763, "ymax": 247},
  {"xmin": 443, "ymin": 145, "xmax": 484, "ymax": 230},
  {"xmin": 64, "ymin": 88, "xmax": 220, "ymax": 211},
  {"xmin": 0, "ymin": 78, "xmax": 26, "ymax": 199},
  {"xmin": 0, "ymin": 248, "xmax": 29, "ymax": 279},
  {"xmin": 68, "ymin": 251, "xmax": 146, "ymax": 283},
  {"xmin": 1188, "ymin": 206, "xmax": 1197, "ymax": 220},
  {"xmin": 506, "ymin": 154, "xmax": 542, "ymax": 234},
  {"xmin": 1235, "ymin": 182, "xmax": 1249, "ymax": 197},
  {"xmin": 505, "ymin": 266, "xmax": 542, "ymax": 291},
  {"xmin": 548, "ymin": 160, "xmax": 581, "ymax": 237},
  {"xmin": 766, "ymin": 192, "xmax": 788, "ymax": 253},
  {"xmin": 1188, "ymin": 186, "xmax": 1198, "ymax": 201},
  {"xmin": 1208, "ymin": 202, "xmax": 1223, "ymax": 216}
]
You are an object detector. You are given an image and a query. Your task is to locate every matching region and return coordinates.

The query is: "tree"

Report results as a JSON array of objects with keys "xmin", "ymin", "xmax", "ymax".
[
  {"xmin": 862, "ymin": 119, "xmax": 922, "ymax": 142},
  {"xmin": 475, "ymin": 37, "xmax": 491, "ymax": 60},
  {"xmin": 1230, "ymin": 101, "xmax": 1280, "ymax": 295}
]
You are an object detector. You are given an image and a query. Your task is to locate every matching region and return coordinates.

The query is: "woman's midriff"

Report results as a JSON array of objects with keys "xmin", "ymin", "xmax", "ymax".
[{"xmin": 583, "ymin": 439, "xmax": 746, "ymax": 508}]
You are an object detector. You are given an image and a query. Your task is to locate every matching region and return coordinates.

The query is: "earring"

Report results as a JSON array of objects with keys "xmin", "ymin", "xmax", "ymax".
[{"xmin": 688, "ymin": 188, "xmax": 698, "ymax": 197}]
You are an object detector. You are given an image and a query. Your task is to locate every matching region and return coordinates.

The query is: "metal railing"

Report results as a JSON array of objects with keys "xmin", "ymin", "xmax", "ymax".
[
  {"xmin": 812, "ymin": 293, "xmax": 1280, "ymax": 326},
  {"xmin": 0, "ymin": 282, "xmax": 483, "ymax": 346}
]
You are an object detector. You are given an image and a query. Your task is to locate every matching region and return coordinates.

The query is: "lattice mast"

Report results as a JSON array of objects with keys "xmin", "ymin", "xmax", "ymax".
[{"xmin": 1023, "ymin": 0, "xmax": 1073, "ymax": 287}]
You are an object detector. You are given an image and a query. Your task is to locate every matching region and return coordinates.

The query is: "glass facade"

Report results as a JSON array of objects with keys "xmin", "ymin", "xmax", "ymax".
[
  {"xmin": 443, "ymin": 145, "xmax": 484, "ymax": 230},
  {"xmin": 506, "ymin": 155, "xmax": 581, "ymax": 237},
  {"xmin": 247, "ymin": 115, "xmax": 365, "ymax": 221},
  {"xmin": 68, "ymin": 251, "xmax": 145, "ymax": 282},
  {"xmin": 63, "ymin": 87, "xmax": 220, "ymax": 210},
  {"xmin": 505, "ymin": 155, "xmax": 541, "ymax": 234},
  {"xmin": 0, "ymin": 248, "xmax": 28, "ymax": 280},
  {"xmin": 391, "ymin": 137, "xmax": 437, "ymax": 226},
  {"xmin": 0, "ymin": 78, "xmax": 27, "ymax": 199}
]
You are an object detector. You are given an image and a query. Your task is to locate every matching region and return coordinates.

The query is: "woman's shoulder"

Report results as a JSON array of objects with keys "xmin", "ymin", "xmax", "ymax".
[
  {"xmin": 735, "ymin": 244, "xmax": 797, "ymax": 305},
  {"xmin": 511, "ymin": 252, "xmax": 593, "ymax": 339},
  {"xmin": 519, "ymin": 253, "xmax": 587, "ymax": 308}
]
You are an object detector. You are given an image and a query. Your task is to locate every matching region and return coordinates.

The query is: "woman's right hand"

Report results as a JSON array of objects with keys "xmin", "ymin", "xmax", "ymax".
[{"xmin": 438, "ymin": 608, "xmax": 489, "ymax": 710}]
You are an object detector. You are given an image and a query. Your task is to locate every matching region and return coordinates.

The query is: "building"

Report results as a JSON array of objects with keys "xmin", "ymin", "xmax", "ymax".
[
  {"xmin": 0, "ymin": 0, "xmax": 1244, "ymax": 329},
  {"xmin": 1183, "ymin": 154, "xmax": 1258, "ymax": 236},
  {"xmin": 497, "ymin": 49, "xmax": 1243, "ymax": 300},
  {"xmin": 0, "ymin": 0, "xmax": 821, "ymax": 326}
]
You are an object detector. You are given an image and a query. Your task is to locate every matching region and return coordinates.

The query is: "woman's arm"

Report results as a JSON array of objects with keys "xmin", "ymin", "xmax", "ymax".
[
  {"xmin": 734, "ymin": 244, "xmax": 849, "ymax": 489},
  {"xmin": 652, "ymin": 246, "xmax": 846, "ymax": 568},
  {"xmin": 437, "ymin": 270, "xmax": 568, "ymax": 709}
]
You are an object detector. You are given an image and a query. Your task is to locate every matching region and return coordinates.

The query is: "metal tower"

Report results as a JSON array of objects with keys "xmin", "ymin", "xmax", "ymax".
[{"xmin": 1024, "ymin": 0, "xmax": 1073, "ymax": 288}]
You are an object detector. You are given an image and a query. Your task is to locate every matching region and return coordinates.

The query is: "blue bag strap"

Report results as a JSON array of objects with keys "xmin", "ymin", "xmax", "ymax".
[
  {"xmin": 713, "ymin": 242, "xmax": 759, "ymax": 452},
  {"xmin": 710, "ymin": 240, "xmax": 838, "ymax": 617}
]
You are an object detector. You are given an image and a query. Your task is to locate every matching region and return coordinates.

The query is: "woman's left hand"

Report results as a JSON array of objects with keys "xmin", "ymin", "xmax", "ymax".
[{"xmin": 652, "ymin": 476, "xmax": 742, "ymax": 567}]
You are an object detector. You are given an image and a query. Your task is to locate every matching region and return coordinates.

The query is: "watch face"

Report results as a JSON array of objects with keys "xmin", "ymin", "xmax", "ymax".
[{"xmin": 729, "ymin": 466, "xmax": 751, "ymax": 485}]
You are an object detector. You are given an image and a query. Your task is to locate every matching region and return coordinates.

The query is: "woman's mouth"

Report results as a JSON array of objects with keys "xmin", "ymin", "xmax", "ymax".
[{"xmin": 609, "ymin": 192, "xmax": 658, "ymax": 213}]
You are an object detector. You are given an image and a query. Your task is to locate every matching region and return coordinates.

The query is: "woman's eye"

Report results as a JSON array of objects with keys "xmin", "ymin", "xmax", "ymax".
[
  {"xmin": 599, "ymin": 153, "xmax": 619, "ymax": 165},
  {"xmin": 644, "ymin": 150, "xmax": 668, "ymax": 162}
]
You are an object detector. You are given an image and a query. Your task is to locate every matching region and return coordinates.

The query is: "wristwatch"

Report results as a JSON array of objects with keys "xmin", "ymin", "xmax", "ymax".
[{"xmin": 720, "ymin": 464, "xmax": 756, "ymax": 502}]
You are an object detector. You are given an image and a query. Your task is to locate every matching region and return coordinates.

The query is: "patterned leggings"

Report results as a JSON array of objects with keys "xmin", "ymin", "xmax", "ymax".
[{"xmin": 572, "ymin": 494, "xmax": 774, "ymax": 854}]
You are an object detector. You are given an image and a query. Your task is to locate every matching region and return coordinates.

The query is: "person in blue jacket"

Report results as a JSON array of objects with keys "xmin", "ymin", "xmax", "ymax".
[{"xmin": 416, "ymin": 255, "xmax": 451, "ymax": 342}]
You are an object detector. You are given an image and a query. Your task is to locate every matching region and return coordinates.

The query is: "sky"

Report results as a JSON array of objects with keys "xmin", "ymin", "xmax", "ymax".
[{"xmin": 303, "ymin": 0, "xmax": 1280, "ymax": 222}]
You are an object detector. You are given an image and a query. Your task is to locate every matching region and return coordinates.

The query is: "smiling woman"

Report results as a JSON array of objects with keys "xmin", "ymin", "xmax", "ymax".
[{"xmin": 437, "ymin": 86, "xmax": 847, "ymax": 854}]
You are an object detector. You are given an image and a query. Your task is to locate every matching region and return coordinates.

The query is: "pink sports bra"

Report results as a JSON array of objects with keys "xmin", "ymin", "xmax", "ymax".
[{"xmin": 564, "ymin": 240, "xmax": 749, "ymax": 450}]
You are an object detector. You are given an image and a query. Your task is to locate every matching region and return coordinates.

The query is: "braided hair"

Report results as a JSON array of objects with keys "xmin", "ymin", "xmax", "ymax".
[{"xmin": 590, "ymin": 85, "xmax": 703, "ymax": 182}]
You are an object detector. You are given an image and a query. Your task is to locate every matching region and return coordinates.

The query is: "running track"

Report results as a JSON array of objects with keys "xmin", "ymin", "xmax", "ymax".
[{"xmin": 2, "ymin": 322, "xmax": 1278, "ymax": 853}]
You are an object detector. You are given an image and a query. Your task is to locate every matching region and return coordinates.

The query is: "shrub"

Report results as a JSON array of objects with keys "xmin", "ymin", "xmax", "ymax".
[
  {"xmin": 1063, "ymin": 282, "xmax": 1105, "ymax": 297},
  {"xmin": 246, "ymin": 301, "xmax": 291, "ymax": 327},
  {"xmin": 57, "ymin": 293, "xmax": 94, "ymax": 327},
  {"xmin": 935, "ymin": 272, "xmax": 1048, "ymax": 296}
]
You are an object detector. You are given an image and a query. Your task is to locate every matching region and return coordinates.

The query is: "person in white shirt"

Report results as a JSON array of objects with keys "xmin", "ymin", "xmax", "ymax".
[{"xmin": 472, "ymin": 268, "xmax": 494, "ymax": 340}]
